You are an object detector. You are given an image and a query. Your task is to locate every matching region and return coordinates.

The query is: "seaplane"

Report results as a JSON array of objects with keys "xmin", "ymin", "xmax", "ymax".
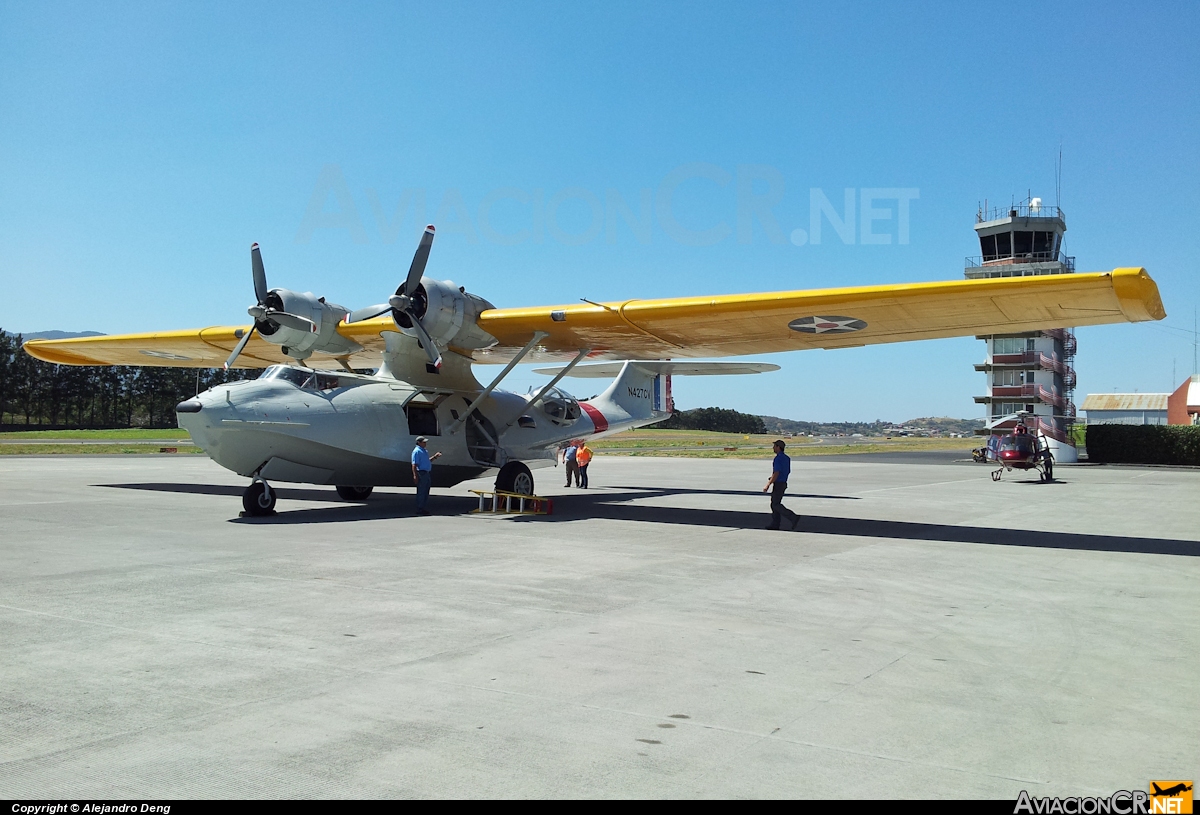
[{"xmin": 23, "ymin": 225, "xmax": 1165, "ymax": 515}]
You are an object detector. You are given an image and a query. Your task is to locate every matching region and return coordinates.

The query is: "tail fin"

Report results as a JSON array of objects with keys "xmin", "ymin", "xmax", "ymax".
[
  {"xmin": 568, "ymin": 359, "xmax": 774, "ymax": 433},
  {"xmin": 592, "ymin": 361, "xmax": 667, "ymax": 421}
]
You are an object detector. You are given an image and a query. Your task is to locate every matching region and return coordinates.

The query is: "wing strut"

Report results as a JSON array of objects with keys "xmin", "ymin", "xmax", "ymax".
[
  {"xmin": 445, "ymin": 331, "xmax": 549, "ymax": 436},
  {"xmin": 501, "ymin": 347, "xmax": 592, "ymax": 433}
]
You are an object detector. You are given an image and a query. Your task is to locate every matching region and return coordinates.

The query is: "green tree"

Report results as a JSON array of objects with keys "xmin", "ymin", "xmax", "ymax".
[{"xmin": 659, "ymin": 406, "xmax": 767, "ymax": 434}]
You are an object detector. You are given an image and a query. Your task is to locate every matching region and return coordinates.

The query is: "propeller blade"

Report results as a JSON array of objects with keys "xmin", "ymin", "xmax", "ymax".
[
  {"xmin": 400, "ymin": 224, "xmax": 436, "ymax": 296},
  {"xmin": 224, "ymin": 324, "xmax": 256, "ymax": 370},
  {"xmin": 343, "ymin": 304, "xmax": 393, "ymax": 324},
  {"xmin": 407, "ymin": 312, "xmax": 443, "ymax": 369},
  {"xmin": 267, "ymin": 311, "xmax": 319, "ymax": 333},
  {"xmin": 251, "ymin": 243, "xmax": 268, "ymax": 304}
]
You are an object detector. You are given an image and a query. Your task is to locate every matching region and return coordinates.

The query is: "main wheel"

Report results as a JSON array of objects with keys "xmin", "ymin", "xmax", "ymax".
[
  {"xmin": 336, "ymin": 485, "xmax": 374, "ymax": 501},
  {"xmin": 496, "ymin": 461, "xmax": 534, "ymax": 495},
  {"xmin": 242, "ymin": 481, "xmax": 277, "ymax": 516}
]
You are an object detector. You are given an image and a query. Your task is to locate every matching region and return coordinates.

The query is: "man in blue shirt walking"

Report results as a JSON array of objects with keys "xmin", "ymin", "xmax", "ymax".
[
  {"xmin": 762, "ymin": 439, "xmax": 800, "ymax": 531},
  {"xmin": 411, "ymin": 436, "xmax": 442, "ymax": 515}
]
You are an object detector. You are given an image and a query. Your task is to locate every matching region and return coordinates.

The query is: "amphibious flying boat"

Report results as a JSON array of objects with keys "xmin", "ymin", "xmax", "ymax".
[{"xmin": 24, "ymin": 225, "xmax": 1166, "ymax": 515}]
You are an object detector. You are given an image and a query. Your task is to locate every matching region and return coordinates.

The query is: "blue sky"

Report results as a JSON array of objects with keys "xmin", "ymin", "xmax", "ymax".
[{"xmin": 1, "ymin": 1, "xmax": 1197, "ymax": 421}]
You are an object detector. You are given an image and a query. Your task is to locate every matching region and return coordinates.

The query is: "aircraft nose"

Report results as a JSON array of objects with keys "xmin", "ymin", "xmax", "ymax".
[{"xmin": 176, "ymin": 399, "xmax": 203, "ymax": 413}]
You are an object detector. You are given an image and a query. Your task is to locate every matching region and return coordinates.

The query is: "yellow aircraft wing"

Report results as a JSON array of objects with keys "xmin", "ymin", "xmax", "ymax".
[
  {"xmin": 472, "ymin": 266, "xmax": 1164, "ymax": 361},
  {"xmin": 23, "ymin": 267, "xmax": 1164, "ymax": 367}
]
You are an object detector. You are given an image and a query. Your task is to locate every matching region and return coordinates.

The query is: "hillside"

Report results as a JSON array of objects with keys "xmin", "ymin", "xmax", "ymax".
[{"xmin": 758, "ymin": 415, "xmax": 983, "ymax": 437}]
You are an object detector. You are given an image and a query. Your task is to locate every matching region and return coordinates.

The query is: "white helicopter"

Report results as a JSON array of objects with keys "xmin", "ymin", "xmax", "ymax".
[{"xmin": 24, "ymin": 225, "xmax": 1165, "ymax": 515}]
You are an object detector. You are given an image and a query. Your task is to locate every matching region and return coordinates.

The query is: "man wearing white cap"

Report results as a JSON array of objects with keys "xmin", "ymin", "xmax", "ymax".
[{"xmin": 411, "ymin": 436, "xmax": 442, "ymax": 515}]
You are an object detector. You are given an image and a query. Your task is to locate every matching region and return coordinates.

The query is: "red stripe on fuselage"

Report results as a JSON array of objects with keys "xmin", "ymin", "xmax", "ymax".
[{"xmin": 580, "ymin": 402, "xmax": 608, "ymax": 433}]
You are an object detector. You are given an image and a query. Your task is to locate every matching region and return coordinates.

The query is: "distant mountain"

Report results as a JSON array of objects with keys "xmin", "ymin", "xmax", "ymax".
[
  {"xmin": 759, "ymin": 415, "xmax": 983, "ymax": 436},
  {"xmin": 10, "ymin": 330, "xmax": 105, "ymax": 341}
]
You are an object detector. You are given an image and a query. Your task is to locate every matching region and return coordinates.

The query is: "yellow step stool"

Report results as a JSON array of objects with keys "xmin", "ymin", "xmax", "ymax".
[{"xmin": 469, "ymin": 489, "xmax": 553, "ymax": 516}]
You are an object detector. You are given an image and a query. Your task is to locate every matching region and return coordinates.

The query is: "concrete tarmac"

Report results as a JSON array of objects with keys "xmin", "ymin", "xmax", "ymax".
[{"xmin": 1, "ymin": 455, "xmax": 1196, "ymax": 799}]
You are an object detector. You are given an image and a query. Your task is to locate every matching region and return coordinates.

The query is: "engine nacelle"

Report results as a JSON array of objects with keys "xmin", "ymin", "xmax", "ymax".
[
  {"xmin": 394, "ymin": 278, "xmax": 497, "ymax": 351},
  {"xmin": 256, "ymin": 289, "xmax": 361, "ymax": 361}
]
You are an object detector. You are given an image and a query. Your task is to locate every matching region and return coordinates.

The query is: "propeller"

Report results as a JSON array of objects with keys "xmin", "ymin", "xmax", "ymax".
[
  {"xmin": 343, "ymin": 224, "xmax": 442, "ymax": 369},
  {"xmin": 224, "ymin": 243, "xmax": 318, "ymax": 370}
]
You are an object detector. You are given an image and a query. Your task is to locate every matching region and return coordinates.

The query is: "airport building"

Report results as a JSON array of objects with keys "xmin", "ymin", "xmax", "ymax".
[
  {"xmin": 1169, "ymin": 374, "xmax": 1200, "ymax": 425},
  {"xmin": 1081, "ymin": 375, "xmax": 1200, "ymax": 426},
  {"xmin": 1081, "ymin": 393, "xmax": 1168, "ymax": 425},
  {"xmin": 968, "ymin": 199, "xmax": 1078, "ymax": 462}
]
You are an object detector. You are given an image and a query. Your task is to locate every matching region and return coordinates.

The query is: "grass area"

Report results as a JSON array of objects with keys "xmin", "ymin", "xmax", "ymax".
[
  {"xmin": 0, "ymin": 428, "xmax": 198, "ymax": 455},
  {"xmin": 589, "ymin": 429, "xmax": 978, "ymax": 458},
  {"xmin": 0, "ymin": 427, "xmax": 978, "ymax": 458},
  {"xmin": 0, "ymin": 445, "xmax": 205, "ymax": 455},
  {"xmin": 0, "ymin": 428, "xmax": 191, "ymax": 439}
]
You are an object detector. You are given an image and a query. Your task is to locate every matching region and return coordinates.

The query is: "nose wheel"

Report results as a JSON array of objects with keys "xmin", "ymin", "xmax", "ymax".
[{"xmin": 242, "ymin": 479, "xmax": 277, "ymax": 516}]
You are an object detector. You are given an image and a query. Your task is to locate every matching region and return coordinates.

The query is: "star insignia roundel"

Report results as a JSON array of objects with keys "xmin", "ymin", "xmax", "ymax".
[{"xmin": 788, "ymin": 316, "xmax": 868, "ymax": 334}]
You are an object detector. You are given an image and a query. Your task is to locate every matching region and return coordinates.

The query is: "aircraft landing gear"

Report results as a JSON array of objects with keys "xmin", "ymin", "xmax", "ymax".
[
  {"xmin": 335, "ymin": 485, "xmax": 374, "ymax": 501},
  {"xmin": 496, "ymin": 461, "xmax": 534, "ymax": 496},
  {"xmin": 242, "ymin": 479, "xmax": 277, "ymax": 516}
]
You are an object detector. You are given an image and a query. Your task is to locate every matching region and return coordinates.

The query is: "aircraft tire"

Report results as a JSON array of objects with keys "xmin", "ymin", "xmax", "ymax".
[
  {"xmin": 336, "ymin": 485, "xmax": 374, "ymax": 501},
  {"xmin": 242, "ymin": 481, "xmax": 277, "ymax": 516},
  {"xmin": 496, "ymin": 462, "xmax": 534, "ymax": 496}
]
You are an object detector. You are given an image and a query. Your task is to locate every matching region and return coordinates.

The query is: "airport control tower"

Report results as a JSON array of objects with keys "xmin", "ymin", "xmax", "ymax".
[{"xmin": 967, "ymin": 198, "xmax": 1078, "ymax": 462}]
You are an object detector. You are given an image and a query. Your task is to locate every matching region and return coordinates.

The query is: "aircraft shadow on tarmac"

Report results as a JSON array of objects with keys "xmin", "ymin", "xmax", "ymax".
[
  {"xmin": 100, "ymin": 482, "xmax": 1196, "ymax": 558},
  {"xmin": 601, "ymin": 485, "xmax": 861, "ymax": 500},
  {"xmin": 102, "ymin": 482, "xmax": 348, "ymax": 503}
]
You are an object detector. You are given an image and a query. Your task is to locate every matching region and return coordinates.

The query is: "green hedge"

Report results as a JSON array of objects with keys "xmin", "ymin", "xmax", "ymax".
[{"xmin": 1085, "ymin": 424, "xmax": 1200, "ymax": 465}]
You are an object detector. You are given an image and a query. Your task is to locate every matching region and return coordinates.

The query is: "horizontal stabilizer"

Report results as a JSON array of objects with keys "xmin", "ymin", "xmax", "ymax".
[{"xmin": 532, "ymin": 360, "xmax": 780, "ymax": 378}]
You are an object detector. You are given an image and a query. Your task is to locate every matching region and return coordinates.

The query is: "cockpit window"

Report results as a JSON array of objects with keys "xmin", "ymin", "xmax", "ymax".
[
  {"xmin": 273, "ymin": 367, "xmax": 315, "ymax": 388},
  {"xmin": 260, "ymin": 366, "xmax": 342, "ymax": 390}
]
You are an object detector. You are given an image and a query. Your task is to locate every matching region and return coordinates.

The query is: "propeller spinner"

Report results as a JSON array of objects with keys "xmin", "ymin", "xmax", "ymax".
[
  {"xmin": 224, "ymin": 243, "xmax": 319, "ymax": 370},
  {"xmin": 343, "ymin": 224, "xmax": 443, "ymax": 369}
]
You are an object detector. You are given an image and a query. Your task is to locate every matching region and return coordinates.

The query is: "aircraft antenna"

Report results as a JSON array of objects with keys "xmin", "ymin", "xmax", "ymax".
[{"xmin": 580, "ymin": 298, "xmax": 619, "ymax": 313}]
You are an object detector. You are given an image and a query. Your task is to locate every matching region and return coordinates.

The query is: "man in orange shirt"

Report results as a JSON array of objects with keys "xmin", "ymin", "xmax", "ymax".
[{"xmin": 575, "ymin": 441, "xmax": 593, "ymax": 488}]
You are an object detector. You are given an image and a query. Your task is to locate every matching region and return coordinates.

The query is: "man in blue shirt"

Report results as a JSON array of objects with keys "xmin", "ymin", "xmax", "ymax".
[
  {"xmin": 563, "ymin": 441, "xmax": 582, "ymax": 487},
  {"xmin": 762, "ymin": 439, "xmax": 800, "ymax": 531},
  {"xmin": 411, "ymin": 436, "xmax": 442, "ymax": 515}
]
